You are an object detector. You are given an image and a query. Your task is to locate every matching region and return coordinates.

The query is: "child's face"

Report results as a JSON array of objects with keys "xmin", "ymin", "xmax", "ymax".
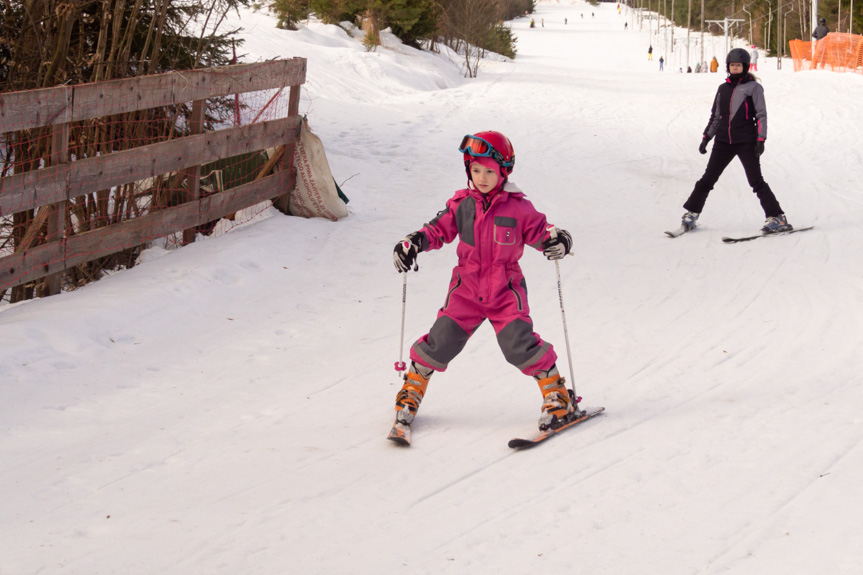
[
  {"xmin": 729, "ymin": 63, "xmax": 744, "ymax": 74},
  {"xmin": 470, "ymin": 163, "xmax": 500, "ymax": 194}
]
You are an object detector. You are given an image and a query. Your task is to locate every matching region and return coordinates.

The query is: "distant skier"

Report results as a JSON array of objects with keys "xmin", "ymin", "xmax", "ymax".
[
  {"xmin": 391, "ymin": 132, "xmax": 576, "ymax": 437},
  {"xmin": 648, "ymin": 45, "xmax": 653, "ymax": 60},
  {"xmin": 710, "ymin": 56, "xmax": 719, "ymax": 72},
  {"xmin": 812, "ymin": 17, "xmax": 829, "ymax": 41},
  {"xmin": 750, "ymin": 45, "xmax": 759, "ymax": 71},
  {"xmin": 659, "ymin": 56, "xmax": 664, "ymax": 71},
  {"xmin": 675, "ymin": 49, "xmax": 793, "ymax": 235}
]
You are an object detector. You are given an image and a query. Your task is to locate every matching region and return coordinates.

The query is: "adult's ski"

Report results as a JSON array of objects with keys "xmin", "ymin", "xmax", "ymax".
[
  {"xmin": 722, "ymin": 226, "xmax": 813, "ymax": 244},
  {"xmin": 508, "ymin": 406, "xmax": 605, "ymax": 449}
]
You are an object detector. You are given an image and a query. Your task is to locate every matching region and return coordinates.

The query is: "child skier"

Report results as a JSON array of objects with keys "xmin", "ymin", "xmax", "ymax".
[
  {"xmin": 391, "ymin": 131, "xmax": 576, "ymax": 439},
  {"xmin": 677, "ymin": 48, "xmax": 792, "ymax": 234}
]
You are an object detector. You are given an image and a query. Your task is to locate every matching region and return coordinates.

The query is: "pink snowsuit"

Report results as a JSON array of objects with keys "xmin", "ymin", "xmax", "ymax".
[{"xmin": 410, "ymin": 181, "xmax": 559, "ymax": 376}]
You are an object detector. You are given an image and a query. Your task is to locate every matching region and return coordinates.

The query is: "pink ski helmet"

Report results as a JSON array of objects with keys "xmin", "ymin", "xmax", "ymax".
[{"xmin": 459, "ymin": 131, "xmax": 515, "ymax": 178}]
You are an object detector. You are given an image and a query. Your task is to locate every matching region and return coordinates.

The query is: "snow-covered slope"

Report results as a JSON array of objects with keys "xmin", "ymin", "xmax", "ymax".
[{"xmin": 3, "ymin": 1, "xmax": 863, "ymax": 573}]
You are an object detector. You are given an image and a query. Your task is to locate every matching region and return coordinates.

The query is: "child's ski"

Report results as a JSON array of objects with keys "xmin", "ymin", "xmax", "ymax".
[
  {"xmin": 508, "ymin": 406, "xmax": 605, "ymax": 449},
  {"xmin": 665, "ymin": 225, "xmax": 691, "ymax": 238},
  {"xmin": 722, "ymin": 226, "xmax": 813, "ymax": 244},
  {"xmin": 387, "ymin": 421, "xmax": 411, "ymax": 446}
]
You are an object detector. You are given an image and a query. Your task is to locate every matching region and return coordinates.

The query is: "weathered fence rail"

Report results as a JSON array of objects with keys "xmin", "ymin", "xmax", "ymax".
[{"xmin": 0, "ymin": 58, "xmax": 307, "ymax": 298}]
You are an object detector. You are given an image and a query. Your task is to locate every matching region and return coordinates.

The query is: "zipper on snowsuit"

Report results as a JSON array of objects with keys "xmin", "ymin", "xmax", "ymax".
[
  {"xmin": 507, "ymin": 278, "xmax": 523, "ymax": 312},
  {"xmin": 728, "ymin": 83, "xmax": 737, "ymax": 144}
]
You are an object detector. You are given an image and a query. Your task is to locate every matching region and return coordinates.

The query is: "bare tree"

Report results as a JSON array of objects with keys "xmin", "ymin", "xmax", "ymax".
[{"xmin": 437, "ymin": 0, "xmax": 502, "ymax": 77}]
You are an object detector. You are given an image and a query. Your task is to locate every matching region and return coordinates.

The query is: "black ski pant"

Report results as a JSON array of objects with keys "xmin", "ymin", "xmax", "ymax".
[{"xmin": 684, "ymin": 139, "xmax": 783, "ymax": 218}]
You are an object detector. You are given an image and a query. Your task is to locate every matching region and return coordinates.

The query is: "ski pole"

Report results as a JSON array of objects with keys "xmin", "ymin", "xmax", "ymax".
[
  {"xmin": 555, "ymin": 258, "xmax": 580, "ymax": 406},
  {"xmin": 394, "ymin": 273, "xmax": 408, "ymax": 375}
]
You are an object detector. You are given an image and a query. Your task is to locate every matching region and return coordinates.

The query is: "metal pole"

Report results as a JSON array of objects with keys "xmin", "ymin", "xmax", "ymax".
[
  {"xmin": 555, "ymin": 260, "xmax": 579, "ymax": 405},
  {"xmin": 777, "ymin": 3, "xmax": 783, "ymax": 69},
  {"xmin": 394, "ymin": 273, "xmax": 408, "ymax": 374},
  {"xmin": 687, "ymin": 0, "xmax": 692, "ymax": 69},
  {"xmin": 812, "ymin": 0, "xmax": 819, "ymax": 59},
  {"xmin": 766, "ymin": 1, "xmax": 772, "ymax": 56},
  {"xmin": 812, "ymin": 0, "xmax": 819, "ymax": 38},
  {"xmin": 701, "ymin": 0, "xmax": 705, "ymax": 67}
]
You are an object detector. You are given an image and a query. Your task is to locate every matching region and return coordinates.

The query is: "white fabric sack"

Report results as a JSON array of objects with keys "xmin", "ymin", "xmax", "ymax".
[{"xmin": 288, "ymin": 118, "xmax": 348, "ymax": 221}]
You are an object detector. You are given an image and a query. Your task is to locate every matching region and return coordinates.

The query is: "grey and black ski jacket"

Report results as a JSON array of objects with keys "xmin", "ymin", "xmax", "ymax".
[{"xmin": 703, "ymin": 75, "xmax": 767, "ymax": 144}]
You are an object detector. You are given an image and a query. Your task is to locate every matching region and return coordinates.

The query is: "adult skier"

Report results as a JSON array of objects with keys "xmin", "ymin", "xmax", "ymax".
[{"xmin": 676, "ymin": 48, "xmax": 792, "ymax": 234}]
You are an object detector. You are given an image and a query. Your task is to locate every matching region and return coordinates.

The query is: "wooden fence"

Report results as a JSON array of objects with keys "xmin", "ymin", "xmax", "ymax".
[{"xmin": 0, "ymin": 58, "xmax": 306, "ymax": 298}]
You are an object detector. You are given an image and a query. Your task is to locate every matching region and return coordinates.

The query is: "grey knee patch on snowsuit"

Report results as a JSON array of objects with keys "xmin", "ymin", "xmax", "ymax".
[
  {"xmin": 496, "ymin": 318, "xmax": 550, "ymax": 371},
  {"xmin": 413, "ymin": 315, "xmax": 473, "ymax": 370}
]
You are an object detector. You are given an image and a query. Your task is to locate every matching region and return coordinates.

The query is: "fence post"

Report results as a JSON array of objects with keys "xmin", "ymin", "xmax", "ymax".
[
  {"xmin": 273, "ymin": 83, "xmax": 302, "ymax": 214},
  {"xmin": 44, "ymin": 121, "xmax": 70, "ymax": 296},
  {"xmin": 182, "ymin": 99, "xmax": 206, "ymax": 245}
]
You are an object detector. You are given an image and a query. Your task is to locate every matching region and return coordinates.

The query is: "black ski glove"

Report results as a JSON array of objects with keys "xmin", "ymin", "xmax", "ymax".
[
  {"xmin": 699, "ymin": 136, "xmax": 711, "ymax": 155},
  {"xmin": 755, "ymin": 140, "xmax": 765, "ymax": 157},
  {"xmin": 393, "ymin": 232, "xmax": 425, "ymax": 273},
  {"xmin": 542, "ymin": 228, "xmax": 572, "ymax": 260}
]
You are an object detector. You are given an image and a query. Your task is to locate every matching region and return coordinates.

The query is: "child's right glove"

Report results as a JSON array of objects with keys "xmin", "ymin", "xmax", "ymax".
[
  {"xmin": 699, "ymin": 136, "xmax": 711, "ymax": 155},
  {"xmin": 393, "ymin": 232, "xmax": 425, "ymax": 272},
  {"xmin": 542, "ymin": 228, "xmax": 572, "ymax": 260}
]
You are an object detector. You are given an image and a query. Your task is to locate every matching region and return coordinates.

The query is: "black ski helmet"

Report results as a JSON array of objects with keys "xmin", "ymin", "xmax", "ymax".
[
  {"xmin": 726, "ymin": 48, "xmax": 751, "ymax": 75},
  {"xmin": 819, "ymin": 17, "xmax": 826, "ymax": 25}
]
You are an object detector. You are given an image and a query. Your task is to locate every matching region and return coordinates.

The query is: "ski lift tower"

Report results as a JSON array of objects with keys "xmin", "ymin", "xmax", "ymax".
[{"xmin": 706, "ymin": 17, "xmax": 746, "ymax": 59}]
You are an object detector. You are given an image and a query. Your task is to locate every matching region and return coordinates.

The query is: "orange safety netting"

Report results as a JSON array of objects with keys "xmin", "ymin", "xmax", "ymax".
[{"xmin": 789, "ymin": 33, "xmax": 863, "ymax": 74}]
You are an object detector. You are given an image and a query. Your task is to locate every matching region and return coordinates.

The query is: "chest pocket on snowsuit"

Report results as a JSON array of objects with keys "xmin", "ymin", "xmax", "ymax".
[{"xmin": 494, "ymin": 216, "xmax": 517, "ymax": 246}]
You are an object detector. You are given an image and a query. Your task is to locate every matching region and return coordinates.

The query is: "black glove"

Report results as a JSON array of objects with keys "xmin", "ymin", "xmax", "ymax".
[
  {"xmin": 393, "ymin": 232, "xmax": 424, "ymax": 273},
  {"xmin": 755, "ymin": 140, "xmax": 765, "ymax": 157},
  {"xmin": 542, "ymin": 228, "xmax": 572, "ymax": 260},
  {"xmin": 699, "ymin": 137, "xmax": 710, "ymax": 155}
]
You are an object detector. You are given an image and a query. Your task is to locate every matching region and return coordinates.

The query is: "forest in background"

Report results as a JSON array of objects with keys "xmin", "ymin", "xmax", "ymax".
[{"xmin": 638, "ymin": 0, "xmax": 862, "ymax": 56}]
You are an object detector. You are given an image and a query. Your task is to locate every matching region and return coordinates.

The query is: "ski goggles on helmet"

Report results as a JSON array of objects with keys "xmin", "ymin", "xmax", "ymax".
[{"xmin": 458, "ymin": 135, "xmax": 514, "ymax": 167}]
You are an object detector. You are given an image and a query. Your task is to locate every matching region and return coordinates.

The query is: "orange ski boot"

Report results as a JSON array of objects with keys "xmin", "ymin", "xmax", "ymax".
[
  {"xmin": 535, "ymin": 369, "xmax": 576, "ymax": 431},
  {"xmin": 388, "ymin": 363, "xmax": 433, "ymax": 445}
]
